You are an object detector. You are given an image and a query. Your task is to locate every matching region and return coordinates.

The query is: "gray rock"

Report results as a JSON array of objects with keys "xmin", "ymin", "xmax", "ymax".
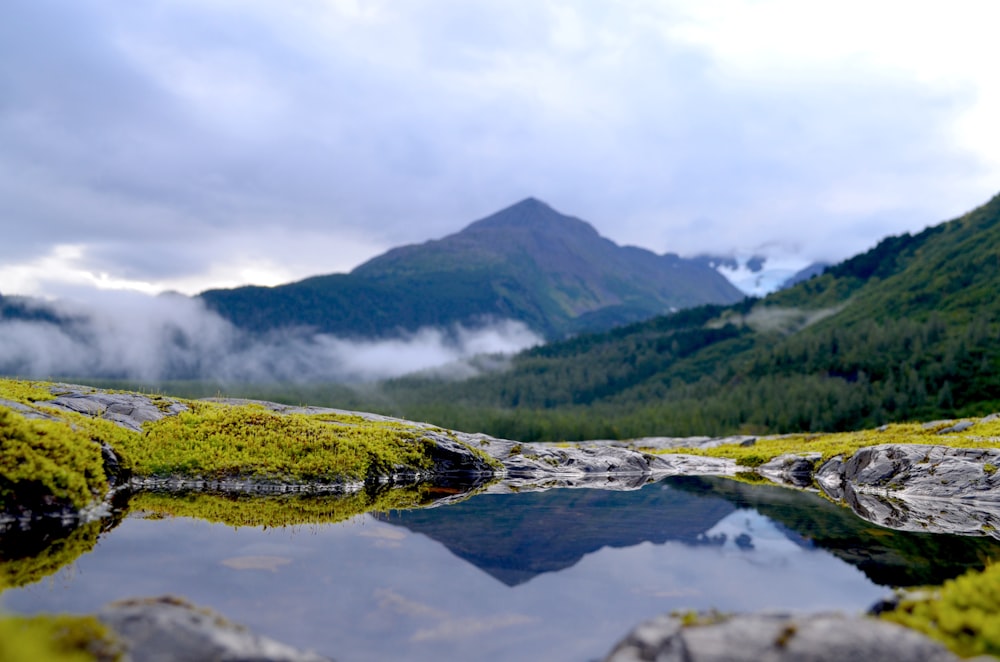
[
  {"xmin": 43, "ymin": 386, "xmax": 188, "ymax": 432},
  {"xmin": 419, "ymin": 429, "xmax": 501, "ymax": 476},
  {"xmin": 922, "ymin": 419, "xmax": 956, "ymax": 431},
  {"xmin": 471, "ymin": 435, "xmax": 736, "ymax": 486},
  {"xmin": 603, "ymin": 612, "xmax": 958, "ymax": 662},
  {"xmin": 758, "ymin": 453, "xmax": 822, "ymax": 488},
  {"xmin": 482, "ymin": 453, "xmax": 737, "ymax": 494},
  {"xmin": 99, "ymin": 596, "xmax": 331, "ymax": 662},
  {"xmin": 937, "ymin": 421, "xmax": 975, "ymax": 435},
  {"xmin": 0, "ymin": 397, "xmax": 60, "ymax": 421},
  {"xmin": 815, "ymin": 444, "xmax": 1000, "ymax": 537},
  {"xmin": 500, "ymin": 441, "xmax": 658, "ymax": 478},
  {"xmin": 821, "ymin": 444, "xmax": 1000, "ymax": 501}
]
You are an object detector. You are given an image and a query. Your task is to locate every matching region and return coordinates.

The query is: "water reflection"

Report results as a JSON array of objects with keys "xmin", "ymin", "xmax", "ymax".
[{"xmin": 2, "ymin": 477, "xmax": 998, "ymax": 662}]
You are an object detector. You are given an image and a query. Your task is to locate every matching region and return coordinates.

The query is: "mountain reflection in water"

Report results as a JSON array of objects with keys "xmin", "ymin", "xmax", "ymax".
[{"xmin": 3, "ymin": 476, "xmax": 998, "ymax": 662}]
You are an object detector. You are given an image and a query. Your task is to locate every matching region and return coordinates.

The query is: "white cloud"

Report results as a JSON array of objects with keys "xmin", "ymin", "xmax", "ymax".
[{"xmin": 667, "ymin": 0, "xmax": 1000, "ymax": 171}]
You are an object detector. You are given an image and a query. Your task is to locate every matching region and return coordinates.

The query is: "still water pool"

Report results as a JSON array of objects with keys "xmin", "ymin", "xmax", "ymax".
[{"xmin": 3, "ymin": 476, "xmax": 998, "ymax": 661}]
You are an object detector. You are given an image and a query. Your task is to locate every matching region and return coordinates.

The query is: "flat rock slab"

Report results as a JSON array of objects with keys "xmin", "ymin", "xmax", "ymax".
[
  {"xmin": 43, "ymin": 386, "xmax": 188, "ymax": 432},
  {"xmin": 603, "ymin": 612, "xmax": 959, "ymax": 662},
  {"xmin": 99, "ymin": 596, "xmax": 331, "ymax": 662}
]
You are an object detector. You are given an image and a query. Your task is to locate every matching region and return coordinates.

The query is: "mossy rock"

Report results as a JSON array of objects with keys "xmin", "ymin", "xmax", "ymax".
[
  {"xmin": 1, "ymin": 379, "xmax": 501, "ymax": 522},
  {"xmin": 882, "ymin": 562, "xmax": 1000, "ymax": 657},
  {"xmin": 0, "ymin": 407, "xmax": 109, "ymax": 514}
]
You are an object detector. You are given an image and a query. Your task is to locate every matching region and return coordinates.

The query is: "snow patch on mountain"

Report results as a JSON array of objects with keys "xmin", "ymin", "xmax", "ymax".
[{"xmin": 691, "ymin": 251, "xmax": 828, "ymax": 297}]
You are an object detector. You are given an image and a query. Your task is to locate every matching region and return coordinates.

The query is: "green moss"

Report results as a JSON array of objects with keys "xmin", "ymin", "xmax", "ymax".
[
  {"xmin": 129, "ymin": 485, "xmax": 441, "ymax": 528},
  {"xmin": 115, "ymin": 402, "xmax": 436, "ymax": 483},
  {"xmin": 657, "ymin": 423, "xmax": 1000, "ymax": 468},
  {"xmin": 882, "ymin": 563, "xmax": 1000, "ymax": 657},
  {"xmin": 0, "ymin": 378, "xmax": 55, "ymax": 404},
  {"xmin": 0, "ymin": 613, "xmax": 121, "ymax": 662},
  {"xmin": 1, "ymin": 520, "xmax": 102, "ymax": 592},
  {"xmin": 984, "ymin": 464, "xmax": 997, "ymax": 475},
  {"xmin": 0, "ymin": 407, "xmax": 109, "ymax": 512}
]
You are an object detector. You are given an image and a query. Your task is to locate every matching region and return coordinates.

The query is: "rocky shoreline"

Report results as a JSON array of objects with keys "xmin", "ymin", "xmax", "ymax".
[{"xmin": 3, "ymin": 383, "xmax": 1000, "ymax": 661}]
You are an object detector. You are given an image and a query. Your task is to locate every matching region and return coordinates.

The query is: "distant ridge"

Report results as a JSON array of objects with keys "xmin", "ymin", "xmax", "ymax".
[{"xmin": 200, "ymin": 198, "xmax": 744, "ymax": 339}]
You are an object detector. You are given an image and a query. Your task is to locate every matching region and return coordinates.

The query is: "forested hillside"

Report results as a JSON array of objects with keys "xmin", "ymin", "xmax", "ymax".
[{"xmin": 367, "ymin": 192, "xmax": 1000, "ymax": 440}]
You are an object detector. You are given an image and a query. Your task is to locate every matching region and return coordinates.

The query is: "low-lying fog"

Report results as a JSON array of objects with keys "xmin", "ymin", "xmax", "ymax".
[{"xmin": 0, "ymin": 291, "xmax": 542, "ymax": 383}]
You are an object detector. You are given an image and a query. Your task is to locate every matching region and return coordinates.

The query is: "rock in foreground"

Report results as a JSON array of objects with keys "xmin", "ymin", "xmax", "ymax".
[
  {"xmin": 99, "ymin": 596, "xmax": 331, "ymax": 662},
  {"xmin": 603, "ymin": 612, "xmax": 960, "ymax": 662}
]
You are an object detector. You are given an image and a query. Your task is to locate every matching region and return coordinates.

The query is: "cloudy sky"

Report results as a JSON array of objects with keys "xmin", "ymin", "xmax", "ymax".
[{"xmin": 2, "ymin": 0, "xmax": 999, "ymax": 299}]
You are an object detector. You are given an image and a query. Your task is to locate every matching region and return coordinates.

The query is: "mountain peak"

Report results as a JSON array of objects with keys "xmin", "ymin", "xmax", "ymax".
[
  {"xmin": 202, "ymin": 198, "xmax": 744, "ymax": 340},
  {"xmin": 511, "ymin": 196, "xmax": 549, "ymax": 209},
  {"xmin": 466, "ymin": 197, "xmax": 597, "ymax": 238}
]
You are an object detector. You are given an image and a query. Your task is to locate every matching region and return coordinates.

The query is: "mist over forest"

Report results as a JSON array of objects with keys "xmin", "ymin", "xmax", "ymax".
[{"xmin": 0, "ymin": 290, "xmax": 540, "ymax": 383}]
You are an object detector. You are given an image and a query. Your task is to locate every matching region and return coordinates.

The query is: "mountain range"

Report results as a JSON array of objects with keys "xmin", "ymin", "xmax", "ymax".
[
  {"xmin": 369, "ymin": 191, "xmax": 1000, "ymax": 438},
  {"xmin": 199, "ymin": 198, "xmax": 743, "ymax": 340}
]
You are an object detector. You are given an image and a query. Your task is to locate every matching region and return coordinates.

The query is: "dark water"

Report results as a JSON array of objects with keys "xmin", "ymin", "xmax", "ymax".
[{"xmin": 2, "ymin": 477, "xmax": 998, "ymax": 662}]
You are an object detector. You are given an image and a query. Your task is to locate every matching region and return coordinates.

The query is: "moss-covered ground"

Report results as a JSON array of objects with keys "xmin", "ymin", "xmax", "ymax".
[
  {"xmin": 653, "ymin": 419, "xmax": 1000, "ymax": 467},
  {"xmin": 0, "ymin": 378, "xmax": 57, "ymax": 404}
]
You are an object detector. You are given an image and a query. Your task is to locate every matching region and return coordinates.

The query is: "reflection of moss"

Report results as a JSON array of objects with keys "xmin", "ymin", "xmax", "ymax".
[
  {"xmin": 129, "ymin": 484, "xmax": 443, "ymax": 528},
  {"xmin": 730, "ymin": 472, "xmax": 772, "ymax": 485},
  {"xmin": 0, "ymin": 407, "xmax": 108, "ymax": 513},
  {"xmin": 0, "ymin": 519, "xmax": 102, "ymax": 592},
  {"xmin": 883, "ymin": 563, "xmax": 1000, "ymax": 657},
  {"xmin": 661, "ymin": 422, "xmax": 1000, "ymax": 467},
  {"xmin": 0, "ymin": 613, "xmax": 120, "ymax": 662}
]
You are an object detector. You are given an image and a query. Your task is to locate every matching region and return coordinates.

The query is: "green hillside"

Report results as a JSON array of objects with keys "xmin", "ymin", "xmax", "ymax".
[
  {"xmin": 199, "ymin": 198, "xmax": 743, "ymax": 339},
  {"xmin": 368, "ymin": 192, "xmax": 1000, "ymax": 440}
]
